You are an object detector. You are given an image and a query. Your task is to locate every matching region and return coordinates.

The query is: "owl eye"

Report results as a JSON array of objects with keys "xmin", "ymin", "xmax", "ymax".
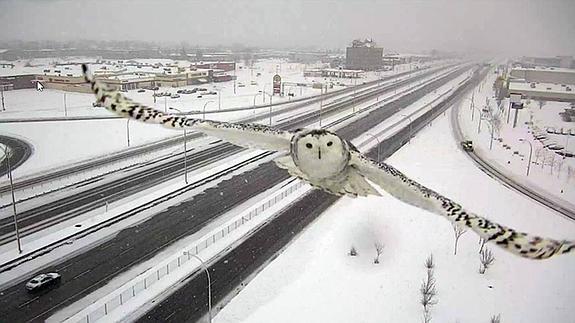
[
  {"xmin": 306, "ymin": 143, "xmax": 313, "ymax": 149},
  {"xmin": 327, "ymin": 141, "xmax": 333, "ymax": 147}
]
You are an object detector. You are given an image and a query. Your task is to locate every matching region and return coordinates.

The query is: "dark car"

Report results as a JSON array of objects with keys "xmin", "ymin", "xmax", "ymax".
[
  {"xmin": 461, "ymin": 140, "xmax": 474, "ymax": 152},
  {"xmin": 137, "ymin": 89, "xmax": 146, "ymax": 93},
  {"xmin": 26, "ymin": 273, "xmax": 61, "ymax": 292}
]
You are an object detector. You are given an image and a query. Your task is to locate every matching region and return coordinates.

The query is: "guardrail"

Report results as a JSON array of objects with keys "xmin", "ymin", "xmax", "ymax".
[{"xmin": 72, "ymin": 179, "xmax": 305, "ymax": 323}]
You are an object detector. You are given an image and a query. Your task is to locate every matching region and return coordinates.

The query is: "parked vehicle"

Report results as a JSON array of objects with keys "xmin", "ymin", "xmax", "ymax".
[
  {"xmin": 137, "ymin": 89, "xmax": 146, "ymax": 93},
  {"xmin": 460, "ymin": 140, "xmax": 474, "ymax": 152},
  {"xmin": 206, "ymin": 91, "xmax": 217, "ymax": 95},
  {"xmin": 170, "ymin": 94, "xmax": 180, "ymax": 99},
  {"xmin": 26, "ymin": 273, "xmax": 61, "ymax": 292},
  {"xmin": 197, "ymin": 88, "xmax": 208, "ymax": 92}
]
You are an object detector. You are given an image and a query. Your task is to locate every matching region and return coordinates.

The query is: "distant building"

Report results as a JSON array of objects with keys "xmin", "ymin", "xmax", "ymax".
[
  {"xmin": 0, "ymin": 75, "xmax": 36, "ymax": 90},
  {"xmin": 510, "ymin": 67, "xmax": 575, "ymax": 85},
  {"xmin": 518, "ymin": 56, "xmax": 574, "ymax": 69},
  {"xmin": 345, "ymin": 38, "xmax": 383, "ymax": 71}
]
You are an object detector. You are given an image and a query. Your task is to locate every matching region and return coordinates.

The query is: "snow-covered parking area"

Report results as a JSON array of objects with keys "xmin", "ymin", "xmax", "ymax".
[{"xmin": 215, "ymin": 111, "xmax": 575, "ymax": 323}]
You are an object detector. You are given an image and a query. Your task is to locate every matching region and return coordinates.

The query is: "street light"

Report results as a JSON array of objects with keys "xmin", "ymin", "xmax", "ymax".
[
  {"xmin": 400, "ymin": 114, "xmax": 413, "ymax": 143},
  {"xmin": 261, "ymin": 91, "xmax": 273, "ymax": 126},
  {"xmin": 126, "ymin": 119, "xmax": 131, "ymax": 147},
  {"xmin": 472, "ymin": 107, "xmax": 484, "ymax": 133},
  {"xmin": 0, "ymin": 145, "xmax": 22, "ymax": 254},
  {"xmin": 203, "ymin": 101, "xmax": 214, "ymax": 120},
  {"xmin": 169, "ymin": 107, "xmax": 188, "ymax": 184},
  {"xmin": 252, "ymin": 93, "xmax": 262, "ymax": 113},
  {"xmin": 185, "ymin": 253, "xmax": 211, "ymax": 323},
  {"xmin": 262, "ymin": 84, "xmax": 268, "ymax": 103},
  {"xmin": 365, "ymin": 133, "xmax": 381, "ymax": 162},
  {"xmin": 519, "ymin": 138, "xmax": 533, "ymax": 176}
]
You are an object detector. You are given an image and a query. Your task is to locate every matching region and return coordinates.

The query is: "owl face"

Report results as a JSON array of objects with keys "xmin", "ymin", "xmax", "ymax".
[{"xmin": 292, "ymin": 129, "xmax": 350, "ymax": 179}]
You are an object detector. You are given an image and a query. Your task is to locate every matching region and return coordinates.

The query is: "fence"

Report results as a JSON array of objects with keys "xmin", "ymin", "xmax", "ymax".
[{"xmin": 74, "ymin": 179, "xmax": 305, "ymax": 323}]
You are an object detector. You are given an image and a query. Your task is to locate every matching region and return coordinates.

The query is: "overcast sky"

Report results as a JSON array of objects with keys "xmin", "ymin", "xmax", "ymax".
[{"xmin": 0, "ymin": 0, "xmax": 573, "ymax": 56}]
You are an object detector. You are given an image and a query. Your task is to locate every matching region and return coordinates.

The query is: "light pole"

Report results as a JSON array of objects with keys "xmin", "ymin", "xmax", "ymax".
[
  {"xmin": 170, "ymin": 107, "xmax": 188, "ymax": 184},
  {"xmin": 0, "ymin": 83, "xmax": 6, "ymax": 111},
  {"xmin": 252, "ymin": 93, "xmax": 262, "ymax": 113},
  {"xmin": 203, "ymin": 101, "xmax": 214, "ymax": 120},
  {"xmin": 519, "ymin": 138, "xmax": 533, "ymax": 176},
  {"xmin": 218, "ymin": 90, "xmax": 221, "ymax": 110},
  {"xmin": 63, "ymin": 92, "xmax": 68, "ymax": 117},
  {"xmin": 126, "ymin": 119, "xmax": 131, "ymax": 147},
  {"xmin": 262, "ymin": 91, "xmax": 273, "ymax": 126},
  {"xmin": 401, "ymin": 114, "xmax": 413, "ymax": 143},
  {"xmin": 472, "ymin": 107, "xmax": 484, "ymax": 133},
  {"xmin": 262, "ymin": 84, "xmax": 268, "ymax": 103},
  {"xmin": 365, "ymin": 133, "xmax": 381, "ymax": 162},
  {"xmin": 187, "ymin": 253, "xmax": 211, "ymax": 323},
  {"xmin": 1, "ymin": 145, "xmax": 22, "ymax": 253}
]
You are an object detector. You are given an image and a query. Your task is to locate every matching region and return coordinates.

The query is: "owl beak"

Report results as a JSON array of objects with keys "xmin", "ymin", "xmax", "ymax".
[{"xmin": 318, "ymin": 148, "xmax": 322, "ymax": 159}]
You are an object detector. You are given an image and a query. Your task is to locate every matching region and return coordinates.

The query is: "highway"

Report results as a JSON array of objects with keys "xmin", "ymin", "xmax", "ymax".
[
  {"xmin": 449, "ymin": 90, "xmax": 575, "ymax": 220},
  {"xmin": 139, "ymin": 66, "xmax": 489, "ymax": 323},
  {"xmin": 0, "ymin": 135, "xmax": 32, "ymax": 178},
  {"xmin": 0, "ymin": 64, "xmax": 472, "ymax": 322},
  {"xmin": 0, "ymin": 65, "xmax": 425, "ymax": 195},
  {"xmin": 0, "ymin": 64, "xmax": 458, "ymax": 246}
]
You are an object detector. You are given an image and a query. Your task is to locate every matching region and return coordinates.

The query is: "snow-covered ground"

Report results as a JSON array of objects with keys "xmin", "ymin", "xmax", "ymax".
[
  {"xmin": 0, "ymin": 58, "xmax": 425, "ymax": 178},
  {"xmin": 215, "ymin": 108, "xmax": 575, "ymax": 323},
  {"xmin": 458, "ymin": 70, "xmax": 575, "ymax": 204}
]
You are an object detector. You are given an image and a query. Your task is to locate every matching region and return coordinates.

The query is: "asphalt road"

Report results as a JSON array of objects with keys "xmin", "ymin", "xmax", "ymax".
[
  {"xmin": 0, "ymin": 135, "xmax": 32, "ymax": 178},
  {"xmin": 0, "ymin": 65, "xmax": 472, "ymax": 322},
  {"xmin": 139, "ymin": 66, "xmax": 488, "ymax": 323},
  {"xmin": 0, "ymin": 66, "xmax": 421, "ymax": 195},
  {"xmin": 0, "ymin": 65, "xmax": 450, "ymax": 246}
]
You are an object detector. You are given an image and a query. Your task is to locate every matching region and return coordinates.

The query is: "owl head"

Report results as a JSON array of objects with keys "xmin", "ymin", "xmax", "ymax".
[{"xmin": 291, "ymin": 129, "xmax": 351, "ymax": 179}]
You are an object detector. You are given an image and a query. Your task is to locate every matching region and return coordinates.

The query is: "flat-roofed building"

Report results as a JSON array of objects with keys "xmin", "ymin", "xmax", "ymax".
[{"xmin": 345, "ymin": 38, "xmax": 383, "ymax": 71}]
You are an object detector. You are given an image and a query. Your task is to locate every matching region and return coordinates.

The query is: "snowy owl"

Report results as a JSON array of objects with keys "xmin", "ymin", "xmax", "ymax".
[{"xmin": 82, "ymin": 64, "xmax": 574, "ymax": 260}]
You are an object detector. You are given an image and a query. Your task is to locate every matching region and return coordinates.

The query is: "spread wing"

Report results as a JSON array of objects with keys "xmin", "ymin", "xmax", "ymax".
[
  {"xmin": 82, "ymin": 64, "xmax": 293, "ymax": 152},
  {"xmin": 351, "ymin": 151, "xmax": 575, "ymax": 260}
]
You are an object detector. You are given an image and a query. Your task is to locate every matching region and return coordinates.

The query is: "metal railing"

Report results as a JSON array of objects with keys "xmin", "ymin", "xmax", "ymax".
[{"xmin": 74, "ymin": 179, "xmax": 305, "ymax": 323}]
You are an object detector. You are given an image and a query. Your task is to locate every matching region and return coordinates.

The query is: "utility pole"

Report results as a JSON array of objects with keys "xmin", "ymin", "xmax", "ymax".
[
  {"xmin": 63, "ymin": 92, "xmax": 68, "ymax": 117},
  {"xmin": 0, "ymin": 83, "xmax": 5, "ymax": 111},
  {"xmin": 2, "ymin": 146, "xmax": 22, "ymax": 253}
]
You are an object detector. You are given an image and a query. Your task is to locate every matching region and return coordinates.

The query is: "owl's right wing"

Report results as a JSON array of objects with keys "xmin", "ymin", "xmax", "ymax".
[
  {"xmin": 350, "ymin": 151, "xmax": 575, "ymax": 260},
  {"xmin": 82, "ymin": 64, "xmax": 294, "ymax": 152}
]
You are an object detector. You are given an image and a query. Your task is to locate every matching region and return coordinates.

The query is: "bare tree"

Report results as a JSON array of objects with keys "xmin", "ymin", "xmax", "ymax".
[
  {"xmin": 479, "ymin": 248, "xmax": 496, "ymax": 274},
  {"xmin": 490, "ymin": 314, "xmax": 502, "ymax": 323},
  {"xmin": 425, "ymin": 253, "xmax": 435, "ymax": 271},
  {"xmin": 533, "ymin": 147, "xmax": 544, "ymax": 165},
  {"xmin": 537, "ymin": 100, "xmax": 546, "ymax": 110},
  {"xmin": 420, "ymin": 256, "xmax": 438, "ymax": 323},
  {"xmin": 478, "ymin": 237, "xmax": 487, "ymax": 254},
  {"xmin": 453, "ymin": 224, "xmax": 467, "ymax": 255},
  {"xmin": 374, "ymin": 242, "xmax": 384, "ymax": 264}
]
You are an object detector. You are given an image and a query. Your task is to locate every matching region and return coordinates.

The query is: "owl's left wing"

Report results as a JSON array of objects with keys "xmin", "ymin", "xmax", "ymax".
[
  {"xmin": 350, "ymin": 151, "xmax": 575, "ymax": 260},
  {"xmin": 82, "ymin": 64, "xmax": 293, "ymax": 152}
]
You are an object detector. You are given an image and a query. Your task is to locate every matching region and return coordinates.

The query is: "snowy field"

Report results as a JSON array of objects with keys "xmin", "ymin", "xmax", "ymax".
[
  {"xmin": 0, "ymin": 58, "xmax": 422, "ymax": 178},
  {"xmin": 458, "ymin": 71, "xmax": 575, "ymax": 204},
  {"xmin": 215, "ymin": 111, "xmax": 575, "ymax": 323}
]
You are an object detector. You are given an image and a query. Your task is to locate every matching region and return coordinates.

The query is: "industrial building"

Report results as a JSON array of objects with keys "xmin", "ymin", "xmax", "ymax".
[
  {"xmin": 508, "ymin": 66, "xmax": 575, "ymax": 102},
  {"xmin": 345, "ymin": 38, "xmax": 383, "ymax": 71}
]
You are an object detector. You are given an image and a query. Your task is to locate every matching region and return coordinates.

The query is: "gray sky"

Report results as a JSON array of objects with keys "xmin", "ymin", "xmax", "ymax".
[{"xmin": 0, "ymin": 0, "xmax": 574, "ymax": 56}]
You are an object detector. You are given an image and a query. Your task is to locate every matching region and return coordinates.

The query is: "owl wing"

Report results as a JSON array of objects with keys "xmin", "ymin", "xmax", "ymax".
[
  {"xmin": 82, "ymin": 64, "xmax": 293, "ymax": 152},
  {"xmin": 350, "ymin": 151, "xmax": 575, "ymax": 260}
]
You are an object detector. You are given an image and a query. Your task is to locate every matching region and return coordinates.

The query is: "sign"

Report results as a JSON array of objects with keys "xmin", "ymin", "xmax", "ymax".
[
  {"xmin": 273, "ymin": 74, "xmax": 281, "ymax": 95},
  {"xmin": 510, "ymin": 93, "xmax": 522, "ymax": 104}
]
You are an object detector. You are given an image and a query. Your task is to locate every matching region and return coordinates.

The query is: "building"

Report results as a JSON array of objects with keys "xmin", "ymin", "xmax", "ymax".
[
  {"xmin": 191, "ymin": 62, "xmax": 236, "ymax": 72},
  {"xmin": 510, "ymin": 67, "xmax": 575, "ymax": 85},
  {"xmin": 0, "ymin": 75, "xmax": 36, "ymax": 90},
  {"xmin": 519, "ymin": 56, "xmax": 574, "ymax": 69},
  {"xmin": 303, "ymin": 68, "xmax": 364, "ymax": 78},
  {"xmin": 345, "ymin": 38, "xmax": 383, "ymax": 71}
]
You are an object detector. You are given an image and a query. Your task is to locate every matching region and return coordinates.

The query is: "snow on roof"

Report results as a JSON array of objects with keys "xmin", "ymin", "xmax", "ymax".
[
  {"xmin": 512, "ymin": 66, "xmax": 575, "ymax": 74},
  {"xmin": 509, "ymin": 81, "xmax": 574, "ymax": 95}
]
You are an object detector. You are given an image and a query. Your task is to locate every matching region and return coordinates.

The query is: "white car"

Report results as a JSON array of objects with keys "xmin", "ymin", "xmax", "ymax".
[{"xmin": 25, "ymin": 273, "xmax": 61, "ymax": 292}]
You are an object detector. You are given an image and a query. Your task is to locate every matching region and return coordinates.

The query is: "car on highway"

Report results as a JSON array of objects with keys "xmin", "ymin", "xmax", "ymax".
[
  {"xmin": 25, "ymin": 273, "xmax": 61, "ymax": 292},
  {"xmin": 461, "ymin": 140, "xmax": 474, "ymax": 152}
]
